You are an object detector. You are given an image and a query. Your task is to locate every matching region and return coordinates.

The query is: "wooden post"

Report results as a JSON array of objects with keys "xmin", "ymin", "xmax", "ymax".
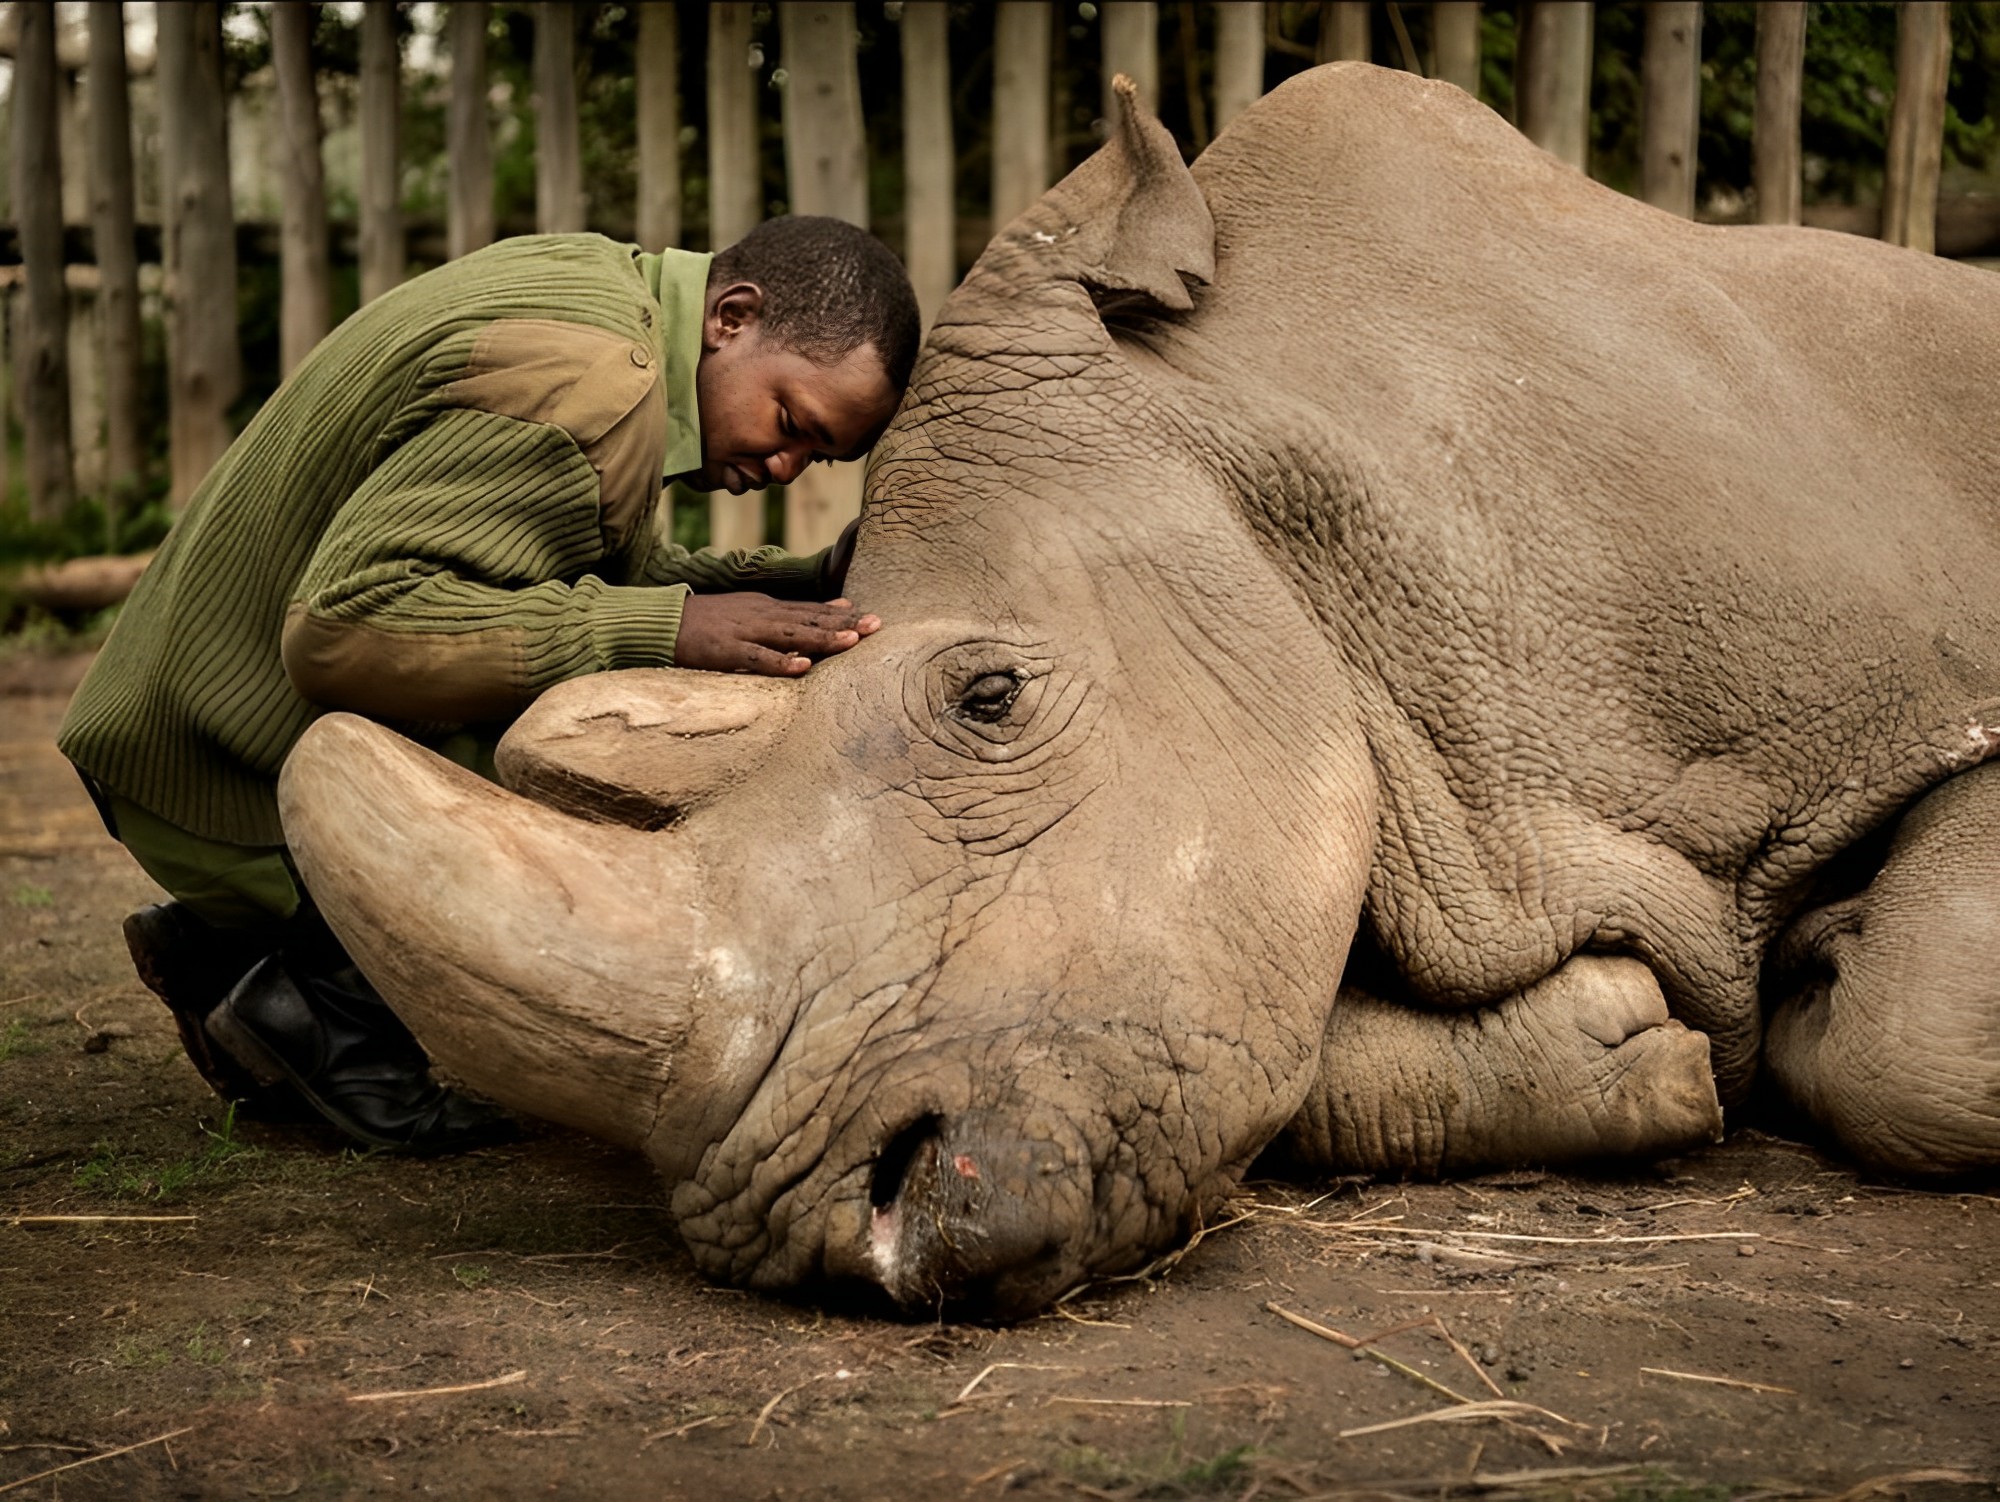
[
  {"xmin": 86, "ymin": 0, "xmax": 143, "ymax": 502},
  {"xmin": 1317, "ymin": 1, "xmax": 1370, "ymax": 63},
  {"xmin": 1433, "ymin": 2, "xmax": 1481, "ymax": 96},
  {"xmin": 1101, "ymin": 3, "xmax": 1159, "ymax": 114},
  {"xmin": 1640, "ymin": 2, "xmax": 1701, "ymax": 217},
  {"xmin": 1515, "ymin": 1, "xmax": 1594, "ymax": 172},
  {"xmin": 271, "ymin": 2, "xmax": 330, "ymax": 375},
  {"xmin": 1213, "ymin": 1, "xmax": 1264, "ymax": 131},
  {"xmin": 1752, "ymin": 1, "xmax": 1805, "ymax": 227},
  {"xmin": 1882, "ymin": 1, "xmax": 1952, "ymax": 255},
  {"xmin": 448, "ymin": 0, "xmax": 495, "ymax": 258},
  {"xmin": 779, "ymin": 3, "xmax": 868, "ymax": 556},
  {"xmin": 637, "ymin": 0, "xmax": 682, "ymax": 250},
  {"xmin": 12, "ymin": 1, "xmax": 75, "ymax": 522},
  {"xmin": 992, "ymin": 2, "xmax": 1053, "ymax": 229},
  {"xmin": 156, "ymin": 0, "xmax": 241, "ymax": 508},
  {"xmin": 535, "ymin": 1, "xmax": 584, "ymax": 233},
  {"xmin": 902, "ymin": 2, "xmax": 956, "ymax": 329},
  {"xmin": 708, "ymin": 2, "xmax": 764, "ymax": 551},
  {"xmin": 359, "ymin": 1, "xmax": 404, "ymax": 300}
]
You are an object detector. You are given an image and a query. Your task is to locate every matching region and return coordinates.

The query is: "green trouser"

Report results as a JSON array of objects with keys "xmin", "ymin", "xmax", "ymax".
[{"xmin": 79, "ymin": 731, "xmax": 498, "ymax": 932}]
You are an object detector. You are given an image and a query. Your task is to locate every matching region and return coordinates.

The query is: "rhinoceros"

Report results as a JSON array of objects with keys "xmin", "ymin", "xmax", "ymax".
[{"xmin": 278, "ymin": 63, "xmax": 2000, "ymax": 1317}]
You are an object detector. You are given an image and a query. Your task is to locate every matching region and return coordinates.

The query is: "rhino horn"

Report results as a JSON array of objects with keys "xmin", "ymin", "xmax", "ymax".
[
  {"xmin": 279, "ymin": 712, "xmax": 731, "ymax": 1152},
  {"xmin": 494, "ymin": 668, "xmax": 797, "ymax": 830},
  {"xmin": 1001, "ymin": 72, "xmax": 1214, "ymax": 312}
]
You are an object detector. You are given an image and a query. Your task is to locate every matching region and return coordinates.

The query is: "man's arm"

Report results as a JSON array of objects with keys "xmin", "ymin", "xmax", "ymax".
[{"xmin": 281, "ymin": 411, "xmax": 866, "ymax": 720}]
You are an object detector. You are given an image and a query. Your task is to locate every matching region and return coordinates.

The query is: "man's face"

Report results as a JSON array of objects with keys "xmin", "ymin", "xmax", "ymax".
[{"xmin": 685, "ymin": 283, "xmax": 901, "ymax": 496}]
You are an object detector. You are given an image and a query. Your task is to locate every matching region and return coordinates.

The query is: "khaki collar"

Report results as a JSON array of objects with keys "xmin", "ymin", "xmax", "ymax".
[{"xmin": 637, "ymin": 247, "xmax": 712, "ymax": 481}]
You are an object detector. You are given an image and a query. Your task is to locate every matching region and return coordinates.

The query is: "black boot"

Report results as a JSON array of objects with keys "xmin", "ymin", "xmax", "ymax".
[
  {"xmin": 203, "ymin": 953, "xmax": 516, "ymax": 1154},
  {"xmin": 122, "ymin": 903, "xmax": 306, "ymax": 1117}
]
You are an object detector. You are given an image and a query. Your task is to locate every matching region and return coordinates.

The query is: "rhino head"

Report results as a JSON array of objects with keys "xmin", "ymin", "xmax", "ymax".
[{"xmin": 281, "ymin": 79, "xmax": 1378, "ymax": 1316}]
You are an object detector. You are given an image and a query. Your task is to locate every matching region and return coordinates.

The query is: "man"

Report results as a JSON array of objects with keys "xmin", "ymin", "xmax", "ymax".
[{"xmin": 60, "ymin": 216, "xmax": 922, "ymax": 1152}]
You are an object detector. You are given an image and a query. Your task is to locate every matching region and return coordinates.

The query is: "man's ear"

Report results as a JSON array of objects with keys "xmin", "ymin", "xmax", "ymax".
[{"xmin": 703, "ymin": 281, "xmax": 765, "ymax": 350}]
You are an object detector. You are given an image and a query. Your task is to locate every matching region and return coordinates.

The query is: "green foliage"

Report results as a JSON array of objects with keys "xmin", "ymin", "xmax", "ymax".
[
  {"xmin": 0, "ymin": 1019, "xmax": 45, "ymax": 1064},
  {"xmin": 451, "ymin": 1263, "xmax": 493, "ymax": 1290},
  {"xmin": 73, "ymin": 1103, "xmax": 264, "ymax": 1202},
  {"xmin": 10, "ymin": 883, "xmax": 54, "ymax": 907}
]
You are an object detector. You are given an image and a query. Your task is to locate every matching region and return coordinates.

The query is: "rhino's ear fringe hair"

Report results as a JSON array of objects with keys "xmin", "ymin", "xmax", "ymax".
[{"xmin": 1019, "ymin": 73, "xmax": 1217, "ymax": 319}]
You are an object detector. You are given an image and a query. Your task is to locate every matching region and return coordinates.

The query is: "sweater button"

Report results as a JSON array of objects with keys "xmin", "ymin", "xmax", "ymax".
[{"xmin": 630, "ymin": 345, "xmax": 652, "ymax": 368}]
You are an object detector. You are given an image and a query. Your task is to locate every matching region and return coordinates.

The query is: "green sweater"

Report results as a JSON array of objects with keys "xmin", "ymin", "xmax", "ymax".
[{"xmin": 61, "ymin": 235, "xmax": 834, "ymax": 847}]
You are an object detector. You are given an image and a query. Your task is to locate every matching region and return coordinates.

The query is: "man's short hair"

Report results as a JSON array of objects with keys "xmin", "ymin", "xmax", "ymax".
[{"xmin": 709, "ymin": 216, "xmax": 923, "ymax": 395}]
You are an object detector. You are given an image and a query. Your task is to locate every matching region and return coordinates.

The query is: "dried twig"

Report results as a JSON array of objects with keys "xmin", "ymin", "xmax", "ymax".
[
  {"xmin": 1638, "ymin": 1366, "xmax": 1796, "ymax": 1395},
  {"xmin": 1431, "ymin": 1315, "xmax": 1506, "ymax": 1400},
  {"xmin": 745, "ymin": 1377, "xmax": 820, "ymax": 1447},
  {"xmin": 950, "ymin": 1362, "xmax": 1069, "ymax": 1407},
  {"xmin": 347, "ymin": 1369, "xmax": 527, "ymax": 1403},
  {"xmin": 1047, "ymin": 1396, "xmax": 1192, "ymax": 1409},
  {"xmin": 1313, "ymin": 1224, "xmax": 1757, "ymax": 1247},
  {"xmin": 639, "ymin": 1415, "xmax": 722, "ymax": 1448},
  {"xmin": 1338, "ymin": 1398, "xmax": 1593, "ymax": 1443},
  {"xmin": 1264, "ymin": 1302, "xmax": 1475, "ymax": 1405},
  {"xmin": 8, "ymin": 1214, "xmax": 197, "ymax": 1225},
  {"xmin": 0, "ymin": 1426, "xmax": 195, "ymax": 1496}
]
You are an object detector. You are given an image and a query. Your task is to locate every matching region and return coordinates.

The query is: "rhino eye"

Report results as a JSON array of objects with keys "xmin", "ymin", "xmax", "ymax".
[{"xmin": 956, "ymin": 671, "xmax": 1022, "ymax": 722}]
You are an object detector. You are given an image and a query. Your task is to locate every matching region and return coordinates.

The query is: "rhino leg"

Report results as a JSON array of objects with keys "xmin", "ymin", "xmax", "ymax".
[
  {"xmin": 1766, "ymin": 761, "xmax": 2000, "ymax": 1178},
  {"xmin": 1278, "ymin": 955, "xmax": 1722, "ymax": 1177}
]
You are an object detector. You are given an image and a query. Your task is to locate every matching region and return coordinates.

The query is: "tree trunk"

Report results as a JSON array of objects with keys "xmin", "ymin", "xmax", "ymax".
[
  {"xmin": 154, "ymin": 3, "xmax": 240, "ymax": 508},
  {"xmin": 901, "ymin": 2, "xmax": 956, "ymax": 329},
  {"xmin": 1882, "ymin": 0, "xmax": 1951, "ymax": 255},
  {"xmin": 1317, "ymin": 2, "xmax": 1370, "ymax": 63},
  {"xmin": 1101, "ymin": 3, "xmax": 1159, "ymax": 114},
  {"xmin": 447, "ymin": 0, "xmax": 495, "ymax": 258},
  {"xmin": 1213, "ymin": 1, "xmax": 1264, "ymax": 131},
  {"xmin": 636, "ymin": 0, "xmax": 681, "ymax": 250},
  {"xmin": 359, "ymin": 1, "xmax": 404, "ymax": 301},
  {"xmin": 86, "ymin": 0, "xmax": 143, "ymax": 502},
  {"xmin": 1515, "ymin": 1, "xmax": 1594, "ymax": 172},
  {"xmin": 779, "ymin": 2, "xmax": 868, "ymax": 556},
  {"xmin": 156, "ymin": 1, "xmax": 241, "ymax": 508},
  {"xmin": 992, "ymin": 2, "xmax": 1053, "ymax": 229},
  {"xmin": 271, "ymin": 2, "xmax": 330, "ymax": 374},
  {"xmin": 535, "ymin": 2, "xmax": 583, "ymax": 233},
  {"xmin": 1752, "ymin": 1, "xmax": 1805, "ymax": 227},
  {"xmin": 12, "ymin": 1, "xmax": 75, "ymax": 522},
  {"xmin": 1640, "ymin": 2, "xmax": 1701, "ymax": 217},
  {"xmin": 1432, "ymin": 2, "xmax": 1481, "ymax": 96},
  {"xmin": 707, "ymin": 2, "xmax": 764, "ymax": 550}
]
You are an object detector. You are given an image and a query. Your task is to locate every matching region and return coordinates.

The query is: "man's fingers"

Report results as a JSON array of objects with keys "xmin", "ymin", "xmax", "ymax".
[{"xmin": 736, "ymin": 642, "xmax": 813, "ymax": 676}]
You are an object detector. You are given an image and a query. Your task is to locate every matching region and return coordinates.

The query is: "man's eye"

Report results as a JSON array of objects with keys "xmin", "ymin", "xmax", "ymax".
[{"xmin": 956, "ymin": 672, "xmax": 1021, "ymax": 722}]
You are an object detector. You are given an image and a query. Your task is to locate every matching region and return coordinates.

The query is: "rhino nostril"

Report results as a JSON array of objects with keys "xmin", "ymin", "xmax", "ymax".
[{"xmin": 869, "ymin": 1113, "xmax": 943, "ymax": 1210}]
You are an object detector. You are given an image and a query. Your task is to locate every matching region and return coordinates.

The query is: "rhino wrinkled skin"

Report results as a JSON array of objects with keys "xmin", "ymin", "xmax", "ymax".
[{"xmin": 280, "ymin": 65, "xmax": 2000, "ymax": 1316}]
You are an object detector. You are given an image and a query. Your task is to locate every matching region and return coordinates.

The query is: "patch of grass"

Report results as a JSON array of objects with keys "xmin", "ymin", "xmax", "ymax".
[
  {"xmin": 9, "ymin": 881, "xmax": 54, "ymax": 907},
  {"xmin": 184, "ymin": 1322, "xmax": 230, "ymax": 1366},
  {"xmin": 113, "ymin": 1334, "xmax": 173, "ymax": 1370},
  {"xmin": 1056, "ymin": 1414, "xmax": 1257, "ymax": 1499},
  {"xmin": 0, "ymin": 1018, "xmax": 47, "ymax": 1063},
  {"xmin": 73, "ymin": 1102, "xmax": 263, "ymax": 1202},
  {"xmin": 451, "ymin": 1263, "xmax": 492, "ymax": 1290}
]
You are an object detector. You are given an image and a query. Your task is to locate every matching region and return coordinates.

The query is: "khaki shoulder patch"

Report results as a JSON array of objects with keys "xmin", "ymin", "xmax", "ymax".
[{"xmin": 442, "ymin": 319, "xmax": 668, "ymax": 550}]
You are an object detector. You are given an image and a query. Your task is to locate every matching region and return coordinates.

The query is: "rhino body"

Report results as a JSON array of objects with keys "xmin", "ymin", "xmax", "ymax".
[{"xmin": 281, "ymin": 65, "xmax": 2000, "ymax": 1316}]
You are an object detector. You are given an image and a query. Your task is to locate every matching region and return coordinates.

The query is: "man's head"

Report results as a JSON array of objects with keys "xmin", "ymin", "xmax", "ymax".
[{"xmin": 686, "ymin": 217, "xmax": 922, "ymax": 495}]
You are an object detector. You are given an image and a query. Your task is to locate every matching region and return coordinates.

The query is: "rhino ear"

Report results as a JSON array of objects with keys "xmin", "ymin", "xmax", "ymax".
[{"xmin": 1026, "ymin": 74, "xmax": 1215, "ymax": 314}]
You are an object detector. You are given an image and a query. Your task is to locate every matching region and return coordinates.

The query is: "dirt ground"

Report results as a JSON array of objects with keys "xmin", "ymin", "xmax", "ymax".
[{"xmin": 2, "ymin": 649, "xmax": 1995, "ymax": 1501}]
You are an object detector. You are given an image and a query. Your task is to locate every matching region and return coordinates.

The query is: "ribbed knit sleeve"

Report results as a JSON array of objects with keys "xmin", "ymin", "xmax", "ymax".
[
  {"xmin": 630, "ymin": 536, "xmax": 835, "ymax": 599},
  {"xmin": 281, "ymin": 408, "xmax": 687, "ymax": 723}
]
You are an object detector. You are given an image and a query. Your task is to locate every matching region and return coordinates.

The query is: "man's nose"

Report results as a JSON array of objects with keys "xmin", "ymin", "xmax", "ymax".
[{"xmin": 766, "ymin": 444, "xmax": 812, "ymax": 486}]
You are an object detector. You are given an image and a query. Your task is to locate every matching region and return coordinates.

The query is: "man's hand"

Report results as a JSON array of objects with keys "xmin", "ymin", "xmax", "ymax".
[{"xmin": 675, "ymin": 592, "xmax": 882, "ymax": 676}]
